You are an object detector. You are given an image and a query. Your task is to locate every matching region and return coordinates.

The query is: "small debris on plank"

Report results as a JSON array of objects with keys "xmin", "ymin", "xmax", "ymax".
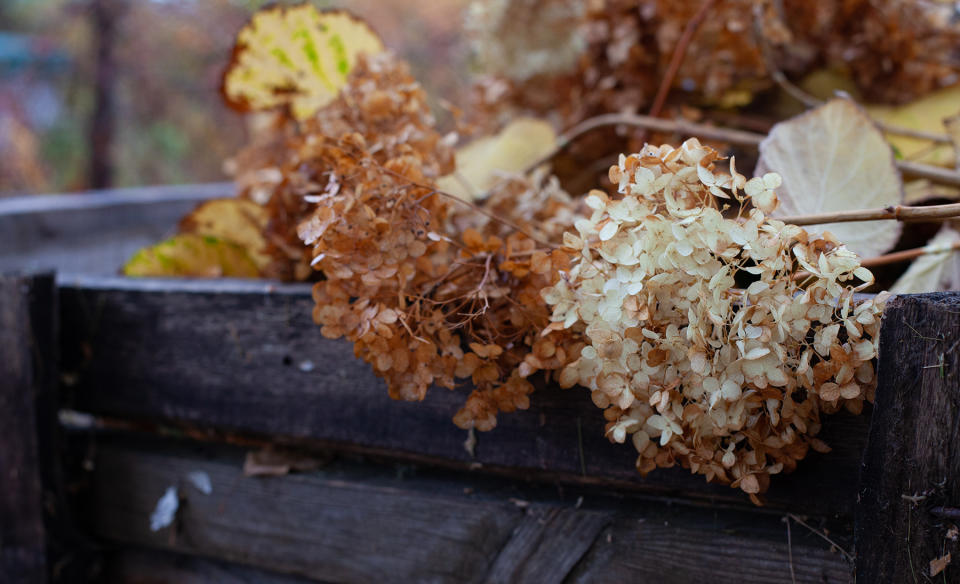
[
  {"xmin": 930, "ymin": 552, "xmax": 951, "ymax": 577},
  {"xmin": 187, "ymin": 470, "xmax": 213, "ymax": 495},
  {"xmin": 463, "ymin": 427, "xmax": 477, "ymax": 458},
  {"xmin": 243, "ymin": 446, "xmax": 329, "ymax": 477},
  {"xmin": 149, "ymin": 486, "xmax": 179, "ymax": 531}
]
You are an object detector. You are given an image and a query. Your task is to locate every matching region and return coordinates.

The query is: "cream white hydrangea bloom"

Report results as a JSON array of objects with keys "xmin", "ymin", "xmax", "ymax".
[{"xmin": 542, "ymin": 139, "xmax": 888, "ymax": 500}]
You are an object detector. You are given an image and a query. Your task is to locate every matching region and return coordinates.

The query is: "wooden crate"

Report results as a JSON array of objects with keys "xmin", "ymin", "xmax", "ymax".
[{"xmin": 2, "ymin": 187, "xmax": 958, "ymax": 583}]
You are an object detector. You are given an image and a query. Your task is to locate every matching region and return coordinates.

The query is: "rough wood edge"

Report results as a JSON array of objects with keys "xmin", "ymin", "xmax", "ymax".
[
  {"xmin": 855, "ymin": 293, "xmax": 960, "ymax": 582},
  {"xmin": 0, "ymin": 183, "xmax": 234, "ymax": 217},
  {"xmin": 0, "ymin": 272, "xmax": 56, "ymax": 583}
]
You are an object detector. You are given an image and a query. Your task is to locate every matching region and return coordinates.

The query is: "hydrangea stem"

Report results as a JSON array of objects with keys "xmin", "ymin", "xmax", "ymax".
[{"xmin": 779, "ymin": 203, "xmax": 960, "ymax": 226}]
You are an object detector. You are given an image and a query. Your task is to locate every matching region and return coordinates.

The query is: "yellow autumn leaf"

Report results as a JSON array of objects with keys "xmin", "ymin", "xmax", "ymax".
[
  {"xmin": 179, "ymin": 199, "xmax": 270, "ymax": 270},
  {"xmin": 756, "ymin": 98, "xmax": 903, "ymax": 259},
  {"xmin": 866, "ymin": 84, "xmax": 960, "ymax": 167},
  {"xmin": 223, "ymin": 6, "xmax": 384, "ymax": 120},
  {"xmin": 437, "ymin": 118, "xmax": 557, "ymax": 201},
  {"xmin": 123, "ymin": 234, "xmax": 260, "ymax": 278}
]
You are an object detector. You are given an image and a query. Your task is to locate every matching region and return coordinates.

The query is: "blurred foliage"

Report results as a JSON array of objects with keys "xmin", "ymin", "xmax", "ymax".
[{"xmin": 0, "ymin": 0, "xmax": 470, "ymax": 195}]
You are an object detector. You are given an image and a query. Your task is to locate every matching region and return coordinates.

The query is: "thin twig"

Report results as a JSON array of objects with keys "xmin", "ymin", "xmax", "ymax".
[
  {"xmin": 783, "ymin": 516, "xmax": 798, "ymax": 584},
  {"xmin": 778, "ymin": 202, "xmax": 960, "ymax": 226},
  {"xmin": 858, "ymin": 241, "xmax": 960, "ymax": 267},
  {"xmin": 896, "ymin": 160, "xmax": 960, "ymax": 186},
  {"xmin": 520, "ymin": 113, "xmax": 764, "ymax": 175},
  {"xmin": 370, "ymin": 158, "xmax": 559, "ymax": 249},
  {"xmin": 878, "ymin": 122, "xmax": 954, "ymax": 145},
  {"xmin": 785, "ymin": 513, "xmax": 854, "ymax": 563},
  {"xmin": 520, "ymin": 114, "xmax": 960, "ymax": 187},
  {"xmin": 904, "ymin": 321, "xmax": 944, "ymax": 342},
  {"xmin": 648, "ymin": 0, "xmax": 717, "ymax": 119}
]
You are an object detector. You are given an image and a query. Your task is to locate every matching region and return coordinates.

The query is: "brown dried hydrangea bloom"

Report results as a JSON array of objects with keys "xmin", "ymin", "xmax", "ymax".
[
  {"xmin": 253, "ymin": 52, "xmax": 582, "ymax": 430},
  {"xmin": 541, "ymin": 138, "xmax": 888, "ymax": 500},
  {"xmin": 229, "ymin": 52, "xmax": 454, "ymax": 281},
  {"xmin": 466, "ymin": 0, "xmax": 960, "ymax": 131}
]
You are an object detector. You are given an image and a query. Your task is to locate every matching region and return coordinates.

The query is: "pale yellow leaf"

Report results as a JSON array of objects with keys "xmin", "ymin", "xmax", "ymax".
[
  {"xmin": 436, "ymin": 118, "xmax": 556, "ymax": 201},
  {"xmin": 890, "ymin": 227, "xmax": 960, "ymax": 294},
  {"xmin": 866, "ymin": 84, "xmax": 960, "ymax": 167},
  {"xmin": 756, "ymin": 98, "xmax": 903, "ymax": 258}
]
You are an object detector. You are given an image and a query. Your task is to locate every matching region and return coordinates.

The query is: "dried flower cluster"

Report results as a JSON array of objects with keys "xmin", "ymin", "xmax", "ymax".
[
  {"xmin": 541, "ymin": 139, "xmax": 888, "ymax": 499},
  {"xmin": 234, "ymin": 51, "xmax": 582, "ymax": 430},
  {"xmin": 216, "ymin": 6, "xmax": 900, "ymax": 499},
  {"xmin": 466, "ymin": 0, "xmax": 960, "ymax": 130}
]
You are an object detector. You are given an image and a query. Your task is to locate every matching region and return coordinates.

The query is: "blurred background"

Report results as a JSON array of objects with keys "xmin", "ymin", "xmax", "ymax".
[{"xmin": 0, "ymin": 0, "xmax": 470, "ymax": 196}]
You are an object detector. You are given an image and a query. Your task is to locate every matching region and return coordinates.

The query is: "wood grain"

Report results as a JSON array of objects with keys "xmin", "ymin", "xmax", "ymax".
[
  {"xmin": 102, "ymin": 548, "xmax": 321, "ymax": 584},
  {"xmin": 59, "ymin": 276, "xmax": 870, "ymax": 515},
  {"xmin": 568, "ymin": 515, "xmax": 851, "ymax": 584},
  {"xmin": 0, "ymin": 273, "xmax": 56, "ymax": 583},
  {"xmin": 86, "ymin": 439, "xmax": 851, "ymax": 584},
  {"xmin": 483, "ymin": 507, "xmax": 610, "ymax": 584},
  {"xmin": 855, "ymin": 293, "xmax": 960, "ymax": 583},
  {"xmin": 91, "ymin": 443, "xmax": 522, "ymax": 583}
]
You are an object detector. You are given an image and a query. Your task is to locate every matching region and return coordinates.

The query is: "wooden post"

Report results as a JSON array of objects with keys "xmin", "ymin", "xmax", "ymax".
[
  {"xmin": 856, "ymin": 292, "xmax": 960, "ymax": 582},
  {"xmin": 0, "ymin": 273, "xmax": 57, "ymax": 583}
]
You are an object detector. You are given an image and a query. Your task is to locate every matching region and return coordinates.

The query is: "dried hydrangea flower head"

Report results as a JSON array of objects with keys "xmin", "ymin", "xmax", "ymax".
[
  {"xmin": 542, "ymin": 138, "xmax": 888, "ymax": 501},
  {"xmin": 255, "ymin": 51, "xmax": 583, "ymax": 431}
]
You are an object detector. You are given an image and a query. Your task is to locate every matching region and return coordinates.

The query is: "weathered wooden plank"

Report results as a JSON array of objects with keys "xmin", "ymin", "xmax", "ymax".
[
  {"xmin": 0, "ymin": 273, "xmax": 57, "ymax": 583},
  {"xmin": 855, "ymin": 293, "xmax": 960, "ymax": 583},
  {"xmin": 90, "ymin": 443, "xmax": 521, "ymax": 583},
  {"xmin": 0, "ymin": 184, "xmax": 231, "ymax": 276},
  {"xmin": 483, "ymin": 507, "xmax": 610, "ymax": 584},
  {"xmin": 84, "ymin": 439, "xmax": 851, "ymax": 584},
  {"xmin": 566, "ymin": 514, "xmax": 852, "ymax": 584},
  {"xmin": 102, "ymin": 548, "xmax": 319, "ymax": 584},
  {"xmin": 59, "ymin": 276, "xmax": 870, "ymax": 514}
]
